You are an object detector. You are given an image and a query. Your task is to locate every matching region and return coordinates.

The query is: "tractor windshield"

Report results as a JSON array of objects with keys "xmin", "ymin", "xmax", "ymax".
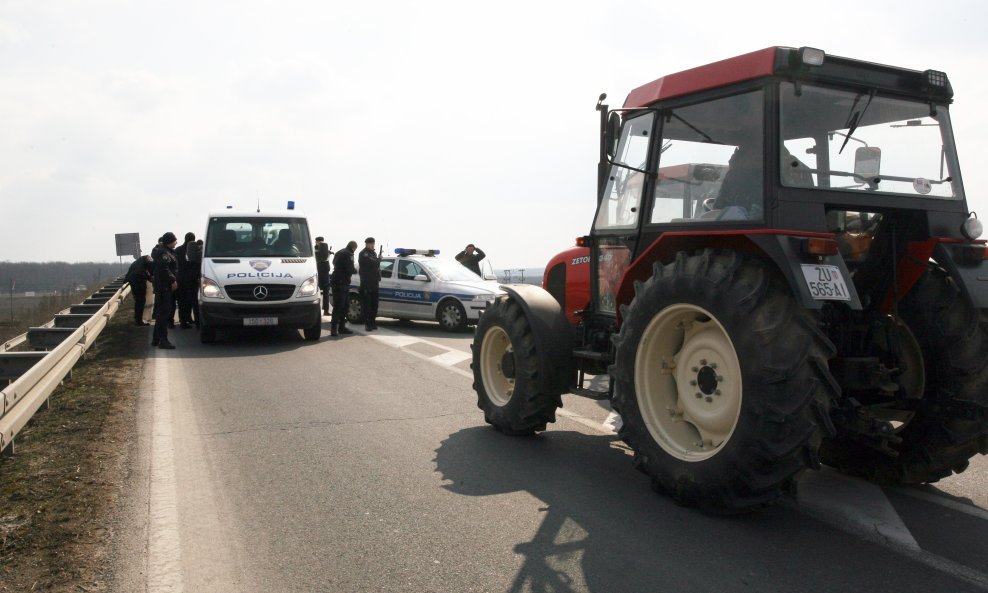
[{"xmin": 780, "ymin": 83, "xmax": 963, "ymax": 200}]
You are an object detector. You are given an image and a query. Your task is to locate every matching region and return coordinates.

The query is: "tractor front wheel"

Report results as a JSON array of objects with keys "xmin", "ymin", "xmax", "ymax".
[{"xmin": 471, "ymin": 297, "xmax": 562, "ymax": 435}]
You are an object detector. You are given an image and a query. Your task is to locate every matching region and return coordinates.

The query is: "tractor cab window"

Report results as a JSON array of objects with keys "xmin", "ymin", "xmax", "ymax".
[
  {"xmin": 594, "ymin": 113, "xmax": 654, "ymax": 231},
  {"xmin": 780, "ymin": 83, "xmax": 962, "ymax": 199},
  {"xmin": 650, "ymin": 90, "xmax": 765, "ymax": 224}
]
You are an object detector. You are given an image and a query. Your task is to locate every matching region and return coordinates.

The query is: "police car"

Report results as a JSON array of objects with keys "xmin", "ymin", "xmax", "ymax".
[{"xmin": 347, "ymin": 248, "xmax": 502, "ymax": 331}]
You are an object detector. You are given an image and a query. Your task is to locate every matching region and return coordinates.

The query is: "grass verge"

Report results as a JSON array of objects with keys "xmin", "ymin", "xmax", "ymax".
[{"xmin": 0, "ymin": 301, "xmax": 145, "ymax": 592}]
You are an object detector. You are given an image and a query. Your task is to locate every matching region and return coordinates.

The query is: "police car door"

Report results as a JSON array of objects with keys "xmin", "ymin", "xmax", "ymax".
[
  {"xmin": 394, "ymin": 259, "xmax": 433, "ymax": 319},
  {"xmin": 377, "ymin": 258, "xmax": 397, "ymax": 317}
]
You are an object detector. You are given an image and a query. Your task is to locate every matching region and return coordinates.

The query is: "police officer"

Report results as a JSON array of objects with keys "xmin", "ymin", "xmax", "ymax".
[
  {"xmin": 315, "ymin": 237, "xmax": 332, "ymax": 316},
  {"xmin": 152, "ymin": 232, "xmax": 179, "ymax": 349},
  {"xmin": 330, "ymin": 241, "xmax": 357, "ymax": 336},
  {"xmin": 455, "ymin": 244, "xmax": 486, "ymax": 277},
  {"xmin": 126, "ymin": 255, "xmax": 153, "ymax": 326},
  {"xmin": 358, "ymin": 237, "xmax": 381, "ymax": 331},
  {"xmin": 175, "ymin": 232, "xmax": 200, "ymax": 329}
]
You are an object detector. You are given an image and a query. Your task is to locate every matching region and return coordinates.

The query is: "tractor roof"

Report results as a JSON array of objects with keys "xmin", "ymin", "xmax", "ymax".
[{"xmin": 623, "ymin": 46, "xmax": 952, "ymax": 108}]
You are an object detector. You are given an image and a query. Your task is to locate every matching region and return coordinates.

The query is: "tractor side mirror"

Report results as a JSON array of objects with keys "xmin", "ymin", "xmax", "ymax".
[
  {"xmin": 604, "ymin": 112, "xmax": 621, "ymax": 158},
  {"xmin": 854, "ymin": 146, "xmax": 882, "ymax": 180},
  {"xmin": 692, "ymin": 165, "xmax": 722, "ymax": 182}
]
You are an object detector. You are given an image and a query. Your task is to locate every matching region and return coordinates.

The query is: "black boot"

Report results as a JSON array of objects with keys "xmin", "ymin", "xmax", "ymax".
[
  {"xmin": 339, "ymin": 326, "xmax": 353, "ymax": 335},
  {"xmin": 158, "ymin": 340, "xmax": 176, "ymax": 350},
  {"xmin": 330, "ymin": 324, "xmax": 339, "ymax": 337}
]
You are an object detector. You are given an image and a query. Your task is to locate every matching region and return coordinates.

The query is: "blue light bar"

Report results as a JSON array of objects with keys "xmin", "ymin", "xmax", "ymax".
[
  {"xmin": 394, "ymin": 248, "xmax": 440, "ymax": 256},
  {"xmin": 287, "ymin": 200, "xmax": 295, "ymax": 210}
]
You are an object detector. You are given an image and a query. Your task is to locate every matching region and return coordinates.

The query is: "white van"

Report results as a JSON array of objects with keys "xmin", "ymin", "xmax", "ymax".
[{"xmin": 198, "ymin": 207, "xmax": 322, "ymax": 343}]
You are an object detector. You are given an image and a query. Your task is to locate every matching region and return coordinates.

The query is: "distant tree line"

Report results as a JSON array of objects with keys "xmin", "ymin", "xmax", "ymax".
[{"xmin": 0, "ymin": 261, "xmax": 126, "ymax": 293}]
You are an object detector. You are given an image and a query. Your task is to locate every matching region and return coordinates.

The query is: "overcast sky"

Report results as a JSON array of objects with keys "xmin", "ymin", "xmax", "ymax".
[{"xmin": 2, "ymin": 0, "xmax": 986, "ymax": 268}]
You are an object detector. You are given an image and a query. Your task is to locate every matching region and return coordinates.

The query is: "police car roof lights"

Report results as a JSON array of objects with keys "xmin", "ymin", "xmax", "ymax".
[{"xmin": 394, "ymin": 248, "xmax": 440, "ymax": 256}]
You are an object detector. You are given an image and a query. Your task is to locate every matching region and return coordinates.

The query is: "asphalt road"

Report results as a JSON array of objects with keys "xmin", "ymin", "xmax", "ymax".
[{"xmin": 114, "ymin": 316, "xmax": 988, "ymax": 593}]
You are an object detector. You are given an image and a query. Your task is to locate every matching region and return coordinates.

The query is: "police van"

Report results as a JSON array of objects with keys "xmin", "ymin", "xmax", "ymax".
[
  {"xmin": 198, "ymin": 205, "xmax": 322, "ymax": 343},
  {"xmin": 347, "ymin": 248, "xmax": 503, "ymax": 331}
]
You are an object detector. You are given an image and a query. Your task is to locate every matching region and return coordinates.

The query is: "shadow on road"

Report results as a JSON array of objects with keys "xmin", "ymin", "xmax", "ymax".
[{"xmin": 433, "ymin": 425, "xmax": 987, "ymax": 593}]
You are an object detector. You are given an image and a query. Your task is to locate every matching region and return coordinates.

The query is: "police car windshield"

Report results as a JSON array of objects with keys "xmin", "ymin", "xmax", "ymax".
[
  {"xmin": 205, "ymin": 217, "xmax": 313, "ymax": 257},
  {"xmin": 420, "ymin": 258, "xmax": 484, "ymax": 282}
]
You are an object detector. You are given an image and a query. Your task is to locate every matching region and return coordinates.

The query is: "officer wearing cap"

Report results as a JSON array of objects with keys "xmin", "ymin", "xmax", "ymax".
[
  {"xmin": 358, "ymin": 237, "xmax": 381, "ymax": 331},
  {"xmin": 315, "ymin": 236, "xmax": 332, "ymax": 316},
  {"xmin": 152, "ymin": 232, "xmax": 179, "ymax": 349},
  {"xmin": 330, "ymin": 241, "xmax": 358, "ymax": 336}
]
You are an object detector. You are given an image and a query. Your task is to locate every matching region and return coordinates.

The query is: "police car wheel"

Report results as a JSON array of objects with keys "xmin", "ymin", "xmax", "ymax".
[
  {"xmin": 347, "ymin": 293, "xmax": 364, "ymax": 324},
  {"xmin": 438, "ymin": 300, "xmax": 467, "ymax": 332}
]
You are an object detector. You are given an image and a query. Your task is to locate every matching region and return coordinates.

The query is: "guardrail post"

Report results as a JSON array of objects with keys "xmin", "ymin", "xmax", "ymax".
[{"xmin": 1, "ymin": 436, "xmax": 13, "ymax": 457}]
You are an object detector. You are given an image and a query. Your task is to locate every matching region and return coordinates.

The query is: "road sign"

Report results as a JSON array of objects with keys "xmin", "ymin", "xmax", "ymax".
[{"xmin": 114, "ymin": 233, "xmax": 141, "ymax": 258}]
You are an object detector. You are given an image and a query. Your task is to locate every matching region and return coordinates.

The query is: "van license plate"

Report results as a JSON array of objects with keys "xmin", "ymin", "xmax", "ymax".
[
  {"xmin": 244, "ymin": 317, "xmax": 278, "ymax": 326},
  {"xmin": 800, "ymin": 265, "xmax": 851, "ymax": 301}
]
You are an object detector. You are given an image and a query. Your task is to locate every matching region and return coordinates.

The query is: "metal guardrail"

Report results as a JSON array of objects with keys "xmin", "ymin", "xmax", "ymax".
[{"xmin": 0, "ymin": 279, "xmax": 130, "ymax": 455}]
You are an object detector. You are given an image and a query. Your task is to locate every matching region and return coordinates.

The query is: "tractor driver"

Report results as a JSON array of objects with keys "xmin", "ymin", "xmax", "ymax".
[{"xmin": 712, "ymin": 94, "xmax": 764, "ymax": 221}]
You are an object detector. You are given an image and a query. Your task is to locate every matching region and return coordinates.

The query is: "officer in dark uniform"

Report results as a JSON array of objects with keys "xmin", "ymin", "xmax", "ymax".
[
  {"xmin": 358, "ymin": 237, "xmax": 381, "ymax": 331},
  {"xmin": 153, "ymin": 232, "xmax": 179, "ymax": 349},
  {"xmin": 330, "ymin": 241, "xmax": 357, "ymax": 336},
  {"xmin": 455, "ymin": 244, "xmax": 486, "ymax": 277},
  {"xmin": 175, "ymin": 232, "xmax": 200, "ymax": 329},
  {"xmin": 315, "ymin": 236, "xmax": 332, "ymax": 316},
  {"xmin": 126, "ymin": 255, "xmax": 153, "ymax": 326}
]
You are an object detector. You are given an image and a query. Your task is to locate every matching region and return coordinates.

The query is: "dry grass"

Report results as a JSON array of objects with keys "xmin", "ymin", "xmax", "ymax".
[{"xmin": 0, "ymin": 301, "xmax": 145, "ymax": 592}]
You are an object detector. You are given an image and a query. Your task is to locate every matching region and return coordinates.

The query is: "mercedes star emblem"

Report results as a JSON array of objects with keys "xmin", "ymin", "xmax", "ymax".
[{"xmin": 253, "ymin": 286, "xmax": 269, "ymax": 300}]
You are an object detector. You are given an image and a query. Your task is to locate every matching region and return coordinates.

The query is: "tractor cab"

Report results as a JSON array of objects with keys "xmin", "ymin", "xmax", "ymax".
[{"xmin": 587, "ymin": 46, "xmax": 972, "ymax": 325}]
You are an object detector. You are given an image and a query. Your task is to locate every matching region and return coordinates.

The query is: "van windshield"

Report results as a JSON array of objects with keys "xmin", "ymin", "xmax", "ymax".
[{"xmin": 205, "ymin": 217, "xmax": 313, "ymax": 257}]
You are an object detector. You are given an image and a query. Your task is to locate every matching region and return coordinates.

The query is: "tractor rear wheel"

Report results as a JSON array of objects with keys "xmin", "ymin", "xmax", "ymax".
[
  {"xmin": 471, "ymin": 297, "xmax": 562, "ymax": 435},
  {"xmin": 820, "ymin": 270, "xmax": 988, "ymax": 483},
  {"xmin": 611, "ymin": 250, "xmax": 837, "ymax": 513}
]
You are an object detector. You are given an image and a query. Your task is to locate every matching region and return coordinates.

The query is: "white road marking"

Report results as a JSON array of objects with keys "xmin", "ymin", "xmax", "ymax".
[
  {"xmin": 355, "ymin": 327, "xmax": 473, "ymax": 379},
  {"xmin": 797, "ymin": 467, "xmax": 920, "ymax": 551},
  {"xmin": 892, "ymin": 486, "xmax": 988, "ymax": 521},
  {"xmin": 602, "ymin": 410, "xmax": 622, "ymax": 434},
  {"xmin": 148, "ymin": 351, "xmax": 184, "ymax": 593},
  {"xmin": 357, "ymin": 324, "xmax": 988, "ymax": 588},
  {"xmin": 430, "ymin": 349, "xmax": 472, "ymax": 366}
]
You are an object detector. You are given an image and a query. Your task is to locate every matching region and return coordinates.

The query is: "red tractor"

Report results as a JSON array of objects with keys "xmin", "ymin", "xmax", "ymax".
[{"xmin": 471, "ymin": 47, "xmax": 988, "ymax": 512}]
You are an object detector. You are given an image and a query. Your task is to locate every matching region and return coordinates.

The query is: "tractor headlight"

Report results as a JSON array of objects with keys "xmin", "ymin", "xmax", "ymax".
[
  {"xmin": 296, "ymin": 276, "xmax": 318, "ymax": 298},
  {"xmin": 962, "ymin": 213, "xmax": 983, "ymax": 241},
  {"xmin": 201, "ymin": 277, "xmax": 224, "ymax": 299}
]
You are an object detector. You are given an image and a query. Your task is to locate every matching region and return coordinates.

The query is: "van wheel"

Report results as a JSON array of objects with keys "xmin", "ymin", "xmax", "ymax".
[
  {"xmin": 200, "ymin": 325, "xmax": 217, "ymax": 344},
  {"xmin": 438, "ymin": 300, "xmax": 467, "ymax": 332},
  {"xmin": 347, "ymin": 293, "xmax": 364, "ymax": 324},
  {"xmin": 303, "ymin": 323, "xmax": 321, "ymax": 341}
]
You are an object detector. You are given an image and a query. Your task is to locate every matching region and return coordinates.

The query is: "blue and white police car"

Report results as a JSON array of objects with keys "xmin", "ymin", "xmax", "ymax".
[{"xmin": 347, "ymin": 248, "xmax": 503, "ymax": 331}]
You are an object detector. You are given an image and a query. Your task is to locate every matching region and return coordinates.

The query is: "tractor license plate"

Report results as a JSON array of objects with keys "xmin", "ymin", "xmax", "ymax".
[
  {"xmin": 800, "ymin": 265, "xmax": 851, "ymax": 301},
  {"xmin": 243, "ymin": 317, "xmax": 278, "ymax": 326}
]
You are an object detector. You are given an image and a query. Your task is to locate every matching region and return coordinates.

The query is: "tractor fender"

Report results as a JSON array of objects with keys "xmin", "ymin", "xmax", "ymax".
[
  {"xmin": 500, "ymin": 284, "xmax": 577, "ymax": 392},
  {"xmin": 931, "ymin": 242, "xmax": 988, "ymax": 309},
  {"xmin": 615, "ymin": 231, "xmax": 863, "ymax": 318}
]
